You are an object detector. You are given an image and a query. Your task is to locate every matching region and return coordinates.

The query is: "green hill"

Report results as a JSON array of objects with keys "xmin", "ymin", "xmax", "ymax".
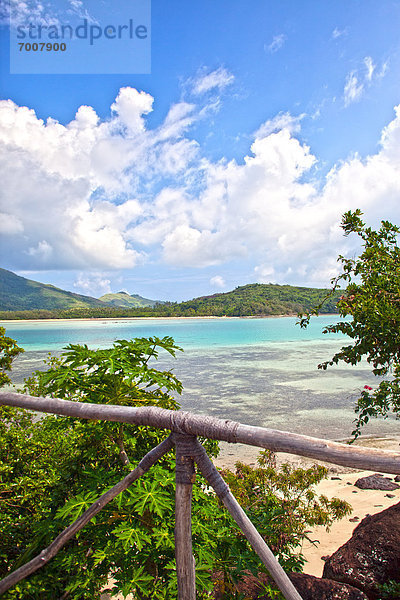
[
  {"xmin": 0, "ymin": 268, "xmax": 105, "ymax": 311},
  {"xmin": 99, "ymin": 291, "xmax": 160, "ymax": 308},
  {"xmin": 0, "ymin": 275, "xmax": 339, "ymax": 319},
  {"xmin": 158, "ymin": 283, "xmax": 340, "ymax": 317}
]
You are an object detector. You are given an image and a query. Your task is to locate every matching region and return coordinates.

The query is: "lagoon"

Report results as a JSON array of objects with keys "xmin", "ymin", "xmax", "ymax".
[
  {"xmin": 2, "ymin": 316, "xmax": 398, "ymax": 440},
  {"xmin": 2, "ymin": 315, "xmax": 342, "ymax": 351}
]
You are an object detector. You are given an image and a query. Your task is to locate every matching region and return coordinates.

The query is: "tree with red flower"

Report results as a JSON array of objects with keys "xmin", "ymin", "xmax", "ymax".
[{"xmin": 300, "ymin": 209, "xmax": 400, "ymax": 438}]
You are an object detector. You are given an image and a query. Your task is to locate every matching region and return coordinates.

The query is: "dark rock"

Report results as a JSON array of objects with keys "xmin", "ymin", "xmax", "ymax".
[
  {"xmin": 394, "ymin": 475, "xmax": 400, "ymax": 482},
  {"xmin": 385, "ymin": 493, "xmax": 396, "ymax": 498},
  {"xmin": 349, "ymin": 517, "xmax": 359, "ymax": 522},
  {"xmin": 331, "ymin": 476, "xmax": 342, "ymax": 480},
  {"xmin": 355, "ymin": 474, "xmax": 399, "ymax": 491},
  {"xmin": 321, "ymin": 555, "xmax": 330, "ymax": 561},
  {"xmin": 323, "ymin": 501, "xmax": 400, "ymax": 599},
  {"xmin": 217, "ymin": 572, "xmax": 368, "ymax": 599},
  {"xmin": 289, "ymin": 573, "xmax": 369, "ymax": 600}
]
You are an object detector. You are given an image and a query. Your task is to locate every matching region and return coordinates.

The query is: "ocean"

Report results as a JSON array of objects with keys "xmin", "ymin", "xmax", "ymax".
[{"xmin": 2, "ymin": 316, "xmax": 397, "ymax": 440}]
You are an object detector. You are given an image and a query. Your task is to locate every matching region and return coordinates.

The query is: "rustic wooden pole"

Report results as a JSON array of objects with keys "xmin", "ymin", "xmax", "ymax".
[
  {"xmin": 193, "ymin": 440, "xmax": 303, "ymax": 600},
  {"xmin": 173, "ymin": 433, "xmax": 197, "ymax": 600},
  {"xmin": 0, "ymin": 436, "xmax": 173, "ymax": 597},
  {"xmin": 2, "ymin": 391, "xmax": 400, "ymax": 473}
]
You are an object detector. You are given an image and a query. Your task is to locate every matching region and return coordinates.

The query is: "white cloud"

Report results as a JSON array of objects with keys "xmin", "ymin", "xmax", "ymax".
[
  {"xmin": 2, "ymin": 86, "xmax": 400, "ymax": 290},
  {"xmin": 255, "ymin": 112, "xmax": 305, "ymax": 138},
  {"xmin": 332, "ymin": 27, "xmax": 347, "ymax": 39},
  {"xmin": 266, "ymin": 34, "xmax": 286, "ymax": 53},
  {"xmin": 27, "ymin": 240, "xmax": 53, "ymax": 260},
  {"xmin": 156, "ymin": 105, "xmax": 400, "ymax": 284},
  {"xmin": 67, "ymin": 0, "xmax": 97, "ymax": 23},
  {"xmin": 364, "ymin": 56, "xmax": 375, "ymax": 81},
  {"xmin": 191, "ymin": 67, "xmax": 235, "ymax": 95},
  {"xmin": 254, "ymin": 265, "xmax": 275, "ymax": 283},
  {"xmin": 0, "ymin": 89, "xmax": 203, "ymax": 270},
  {"xmin": 0, "ymin": 212, "xmax": 24, "ymax": 234},
  {"xmin": 344, "ymin": 72, "xmax": 364, "ymax": 106},
  {"xmin": 4, "ymin": 0, "xmax": 97, "ymax": 28},
  {"xmin": 6, "ymin": 0, "xmax": 61, "ymax": 27},
  {"xmin": 344, "ymin": 56, "xmax": 388, "ymax": 106},
  {"xmin": 73, "ymin": 272, "xmax": 112, "ymax": 296},
  {"xmin": 156, "ymin": 102, "xmax": 196, "ymax": 140},
  {"xmin": 210, "ymin": 276, "xmax": 226, "ymax": 289},
  {"xmin": 110, "ymin": 87, "xmax": 153, "ymax": 134}
]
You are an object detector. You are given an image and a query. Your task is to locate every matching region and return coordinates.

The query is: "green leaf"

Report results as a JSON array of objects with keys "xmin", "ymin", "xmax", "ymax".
[
  {"xmin": 131, "ymin": 479, "xmax": 172, "ymax": 517},
  {"xmin": 113, "ymin": 524, "xmax": 151, "ymax": 551},
  {"xmin": 55, "ymin": 491, "xmax": 99, "ymax": 522}
]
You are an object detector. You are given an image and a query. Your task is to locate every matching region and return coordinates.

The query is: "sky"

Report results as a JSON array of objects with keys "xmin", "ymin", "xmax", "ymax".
[{"xmin": 0, "ymin": 0, "xmax": 400, "ymax": 301}]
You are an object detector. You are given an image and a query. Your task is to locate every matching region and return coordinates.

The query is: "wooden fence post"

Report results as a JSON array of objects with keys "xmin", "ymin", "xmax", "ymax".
[
  {"xmin": 173, "ymin": 433, "xmax": 197, "ymax": 600},
  {"xmin": 193, "ymin": 440, "xmax": 303, "ymax": 600}
]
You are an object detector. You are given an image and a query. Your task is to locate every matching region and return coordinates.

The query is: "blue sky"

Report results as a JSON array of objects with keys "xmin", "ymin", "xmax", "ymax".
[{"xmin": 1, "ymin": 0, "xmax": 400, "ymax": 301}]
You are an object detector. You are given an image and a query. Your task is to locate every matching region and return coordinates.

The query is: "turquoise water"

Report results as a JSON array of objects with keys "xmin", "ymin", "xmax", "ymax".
[
  {"xmin": 2, "ymin": 316, "xmax": 398, "ymax": 440},
  {"xmin": 2, "ymin": 315, "xmax": 343, "ymax": 352}
]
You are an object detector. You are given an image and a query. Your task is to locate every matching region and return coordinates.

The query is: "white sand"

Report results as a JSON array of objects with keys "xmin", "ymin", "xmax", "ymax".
[{"xmin": 301, "ymin": 468, "xmax": 400, "ymax": 576}]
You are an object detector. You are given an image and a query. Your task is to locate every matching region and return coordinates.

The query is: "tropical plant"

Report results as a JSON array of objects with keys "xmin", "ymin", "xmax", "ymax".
[
  {"xmin": 1, "ymin": 336, "xmax": 350, "ymax": 599},
  {"xmin": 299, "ymin": 209, "xmax": 400, "ymax": 437},
  {"xmin": 0, "ymin": 326, "xmax": 24, "ymax": 387},
  {"xmin": 216, "ymin": 451, "xmax": 350, "ymax": 596}
]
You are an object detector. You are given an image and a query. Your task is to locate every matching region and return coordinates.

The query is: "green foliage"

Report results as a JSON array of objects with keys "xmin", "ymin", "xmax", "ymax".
[
  {"xmin": 0, "ymin": 282, "xmax": 340, "ymax": 319},
  {"xmin": 99, "ymin": 291, "xmax": 161, "ymax": 308},
  {"xmin": 158, "ymin": 283, "xmax": 340, "ymax": 317},
  {"xmin": 0, "ymin": 326, "xmax": 24, "ymax": 387},
  {"xmin": 0, "ymin": 267, "xmax": 161, "ymax": 312},
  {"xmin": 377, "ymin": 580, "xmax": 400, "ymax": 599},
  {"xmin": 209, "ymin": 451, "xmax": 351, "ymax": 598},
  {"xmin": 0, "ymin": 267, "xmax": 105, "ymax": 311},
  {"xmin": 299, "ymin": 209, "xmax": 400, "ymax": 437},
  {"xmin": 1, "ymin": 336, "xmax": 350, "ymax": 599},
  {"xmin": 1, "ymin": 337, "xmax": 190, "ymax": 599},
  {"xmin": 24, "ymin": 336, "xmax": 183, "ymax": 409},
  {"xmin": 216, "ymin": 450, "xmax": 351, "ymax": 596}
]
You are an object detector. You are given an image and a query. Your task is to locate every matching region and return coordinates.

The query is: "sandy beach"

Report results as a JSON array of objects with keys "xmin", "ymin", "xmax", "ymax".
[
  {"xmin": 0, "ymin": 315, "xmax": 296, "ymax": 324},
  {"xmin": 0, "ymin": 316, "xmax": 241, "ymax": 324},
  {"xmin": 215, "ymin": 435, "xmax": 400, "ymax": 577}
]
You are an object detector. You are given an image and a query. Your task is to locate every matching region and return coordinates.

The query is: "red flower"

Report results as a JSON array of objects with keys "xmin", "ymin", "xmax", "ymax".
[{"xmin": 364, "ymin": 385, "xmax": 373, "ymax": 391}]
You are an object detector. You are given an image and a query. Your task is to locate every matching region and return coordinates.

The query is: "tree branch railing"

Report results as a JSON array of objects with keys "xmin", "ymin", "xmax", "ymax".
[{"xmin": 1, "ymin": 391, "xmax": 400, "ymax": 600}]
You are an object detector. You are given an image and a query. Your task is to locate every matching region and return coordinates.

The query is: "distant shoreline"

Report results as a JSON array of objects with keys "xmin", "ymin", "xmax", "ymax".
[
  {"xmin": 0, "ymin": 313, "xmax": 340, "ymax": 325},
  {"xmin": 2, "ymin": 316, "xmax": 240, "ymax": 324}
]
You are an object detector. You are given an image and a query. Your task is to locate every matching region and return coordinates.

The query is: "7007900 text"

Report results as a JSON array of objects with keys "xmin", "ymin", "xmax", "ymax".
[{"xmin": 18, "ymin": 42, "xmax": 67, "ymax": 51}]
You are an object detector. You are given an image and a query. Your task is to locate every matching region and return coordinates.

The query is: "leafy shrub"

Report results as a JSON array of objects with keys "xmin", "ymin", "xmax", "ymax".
[{"xmin": 1, "ymin": 336, "xmax": 350, "ymax": 599}]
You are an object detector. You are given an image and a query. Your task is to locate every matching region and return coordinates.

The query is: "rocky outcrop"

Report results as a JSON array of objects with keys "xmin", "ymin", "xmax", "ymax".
[
  {"xmin": 213, "ymin": 571, "xmax": 368, "ymax": 599},
  {"xmin": 323, "ymin": 501, "xmax": 400, "ymax": 599},
  {"xmin": 289, "ymin": 573, "xmax": 369, "ymax": 600},
  {"xmin": 354, "ymin": 474, "xmax": 399, "ymax": 491}
]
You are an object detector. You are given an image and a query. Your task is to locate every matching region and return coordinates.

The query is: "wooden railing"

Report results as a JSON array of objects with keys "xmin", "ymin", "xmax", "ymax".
[{"xmin": 1, "ymin": 390, "xmax": 400, "ymax": 600}]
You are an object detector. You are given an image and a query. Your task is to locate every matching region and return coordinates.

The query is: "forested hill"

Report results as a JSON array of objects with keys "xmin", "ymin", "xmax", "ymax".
[
  {"xmin": 0, "ymin": 269, "xmax": 161, "ymax": 312},
  {"xmin": 0, "ymin": 268, "xmax": 105, "ymax": 311},
  {"xmin": 0, "ymin": 282, "xmax": 340, "ymax": 319},
  {"xmin": 159, "ymin": 283, "xmax": 339, "ymax": 317},
  {"xmin": 99, "ymin": 291, "xmax": 161, "ymax": 308}
]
